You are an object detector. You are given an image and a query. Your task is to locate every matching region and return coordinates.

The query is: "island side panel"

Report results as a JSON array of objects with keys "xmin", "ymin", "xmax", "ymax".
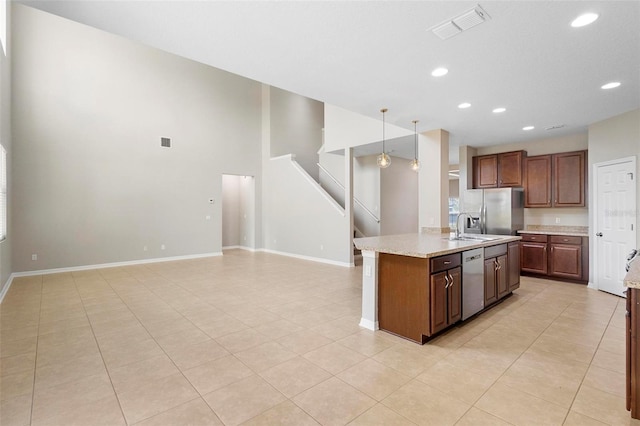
[
  {"xmin": 378, "ymin": 253, "xmax": 430, "ymax": 343},
  {"xmin": 359, "ymin": 250, "xmax": 379, "ymax": 330}
]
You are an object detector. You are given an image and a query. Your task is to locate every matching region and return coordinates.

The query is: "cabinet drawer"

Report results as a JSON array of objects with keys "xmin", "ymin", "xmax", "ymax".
[
  {"xmin": 549, "ymin": 235, "xmax": 582, "ymax": 245},
  {"xmin": 484, "ymin": 244, "xmax": 507, "ymax": 259},
  {"xmin": 430, "ymin": 253, "xmax": 461, "ymax": 273},
  {"xmin": 520, "ymin": 234, "xmax": 548, "ymax": 242}
]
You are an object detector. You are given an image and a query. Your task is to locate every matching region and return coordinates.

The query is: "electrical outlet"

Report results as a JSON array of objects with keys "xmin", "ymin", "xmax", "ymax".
[
  {"xmin": 365, "ymin": 265, "xmax": 372, "ymax": 277},
  {"xmin": 143, "ymin": 246, "xmax": 148, "ymax": 251},
  {"xmin": 161, "ymin": 244, "xmax": 165, "ymax": 250},
  {"xmin": 555, "ymin": 217, "xmax": 561, "ymax": 224},
  {"xmin": 31, "ymin": 254, "xmax": 38, "ymax": 261},
  {"xmin": 206, "ymin": 215, "xmax": 211, "ymax": 220}
]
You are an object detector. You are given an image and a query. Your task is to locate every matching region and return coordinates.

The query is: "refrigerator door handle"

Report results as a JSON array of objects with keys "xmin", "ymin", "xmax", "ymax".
[{"xmin": 482, "ymin": 205, "xmax": 487, "ymax": 234}]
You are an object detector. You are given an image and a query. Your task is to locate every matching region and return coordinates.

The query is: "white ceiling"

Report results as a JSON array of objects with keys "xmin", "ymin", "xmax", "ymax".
[{"xmin": 21, "ymin": 1, "xmax": 640, "ymax": 164}]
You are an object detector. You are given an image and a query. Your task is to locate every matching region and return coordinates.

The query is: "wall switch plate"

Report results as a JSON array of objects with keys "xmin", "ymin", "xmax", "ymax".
[
  {"xmin": 555, "ymin": 217, "xmax": 561, "ymax": 223},
  {"xmin": 365, "ymin": 265, "xmax": 372, "ymax": 277},
  {"xmin": 31, "ymin": 254, "xmax": 37, "ymax": 261},
  {"xmin": 160, "ymin": 244, "xmax": 165, "ymax": 250},
  {"xmin": 206, "ymin": 215, "xmax": 211, "ymax": 220},
  {"xmin": 143, "ymin": 246, "xmax": 148, "ymax": 251}
]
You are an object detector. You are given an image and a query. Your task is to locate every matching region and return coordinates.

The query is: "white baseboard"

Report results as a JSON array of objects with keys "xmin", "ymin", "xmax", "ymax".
[
  {"xmin": 359, "ymin": 318, "xmax": 379, "ymax": 331},
  {"xmin": 9, "ymin": 252, "xmax": 224, "ymax": 279},
  {"xmin": 0, "ymin": 275, "xmax": 14, "ymax": 304},
  {"xmin": 222, "ymin": 245, "xmax": 258, "ymax": 252},
  {"xmin": 260, "ymin": 248, "xmax": 354, "ymax": 268}
]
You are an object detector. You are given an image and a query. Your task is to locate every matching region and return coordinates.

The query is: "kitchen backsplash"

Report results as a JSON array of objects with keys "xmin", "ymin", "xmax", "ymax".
[
  {"xmin": 524, "ymin": 224, "xmax": 589, "ymax": 234},
  {"xmin": 524, "ymin": 207, "xmax": 588, "ymax": 228}
]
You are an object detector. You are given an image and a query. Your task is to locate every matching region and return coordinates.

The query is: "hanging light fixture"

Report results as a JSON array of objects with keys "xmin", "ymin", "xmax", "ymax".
[
  {"xmin": 377, "ymin": 108, "xmax": 391, "ymax": 168},
  {"xmin": 410, "ymin": 119, "xmax": 421, "ymax": 172}
]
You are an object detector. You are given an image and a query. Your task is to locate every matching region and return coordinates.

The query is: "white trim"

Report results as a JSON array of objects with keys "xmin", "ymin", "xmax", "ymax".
[
  {"xmin": 592, "ymin": 156, "xmax": 637, "ymax": 294},
  {"xmin": 359, "ymin": 318, "xmax": 379, "ymax": 330},
  {"xmin": 10, "ymin": 252, "xmax": 223, "ymax": 278},
  {"xmin": 271, "ymin": 154, "xmax": 345, "ymax": 217},
  {"xmin": 260, "ymin": 248, "xmax": 354, "ymax": 268},
  {"xmin": 0, "ymin": 274, "xmax": 13, "ymax": 304},
  {"xmin": 222, "ymin": 245, "xmax": 258, "ymax": 252}
]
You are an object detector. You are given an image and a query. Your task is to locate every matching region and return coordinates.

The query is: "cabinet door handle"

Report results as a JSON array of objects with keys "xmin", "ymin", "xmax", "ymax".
[
  {"xmin": 444, "ymin": 274, "xmax": 450, "ymax": 288},
  {"xmin": 563, "ymin": 238, "xmax": 569, "ymax": 242},
  {"xmin": 448, "ymin": 273, "xmax": 454, "ymax": 288},
  {"xmin": 530, "ymin": 237, "xmax": 536, "ymax": 240},
  {"xmin": 443, "ymin": 261, "xmax": 451, "ymax": 265}
]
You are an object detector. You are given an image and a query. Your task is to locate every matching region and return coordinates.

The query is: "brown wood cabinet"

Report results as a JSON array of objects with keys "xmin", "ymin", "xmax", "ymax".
[
  {"xmin": 520, "ymin": 233, "xmax": 548, "ymax": 275},
  {"xmin": 524, "ymin": 150, "xmax": 586, "ymax": 208},
  {"xmin": 508, "ymin": 241, "xmax": 521, "ymax": 292},
  {"xmin": 627, "ymin": 288, "xmax": 640, "ymax": 419},
  {"xmin": 554, "ymin": 151, "xmax": 586, "ymax": 207},
  {"xmin": 519, "ymin": 233, "xmax": 589, "ymax": 282},
  {"xmin": 430, "ymin": 266, "xmax": 461, "ymax": 335},
  {"xmin": 473, "ymin": 151, "xmax": 525, "ymax": 188},
  {"xmin": 484, "ymin": 244, "xmax": 508, "ymax": 306},
  {"xmin": 524, "ymin": 155, "xmax": 552, "ymax": 207},
  {"xmin": 378, "ymin": 253, "xmax": 429, "ymax": 343}
]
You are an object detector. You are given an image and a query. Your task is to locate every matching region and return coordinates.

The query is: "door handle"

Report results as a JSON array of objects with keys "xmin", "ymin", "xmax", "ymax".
[
  {"xmin": 596, "ymin": 232, "xmax": 603, "ymax": 237},
  {"xmin": 444, "ymin": 274, "xmax": 450, "ymax": 288}
]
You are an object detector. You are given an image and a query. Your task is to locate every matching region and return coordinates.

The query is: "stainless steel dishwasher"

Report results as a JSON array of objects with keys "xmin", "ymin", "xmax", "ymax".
[{"xmin": 462, "ymin": 248, "xmax": 484, "ymax": 320}]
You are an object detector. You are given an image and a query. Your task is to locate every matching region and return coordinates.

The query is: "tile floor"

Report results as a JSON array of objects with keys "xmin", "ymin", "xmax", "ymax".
[{"xmin": 0, "ymin": 249, "xmax": 637, "ymax": 425}]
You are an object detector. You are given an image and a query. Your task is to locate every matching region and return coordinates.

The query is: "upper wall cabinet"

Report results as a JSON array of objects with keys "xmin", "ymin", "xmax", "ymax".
[
  {"xmin": 473, "ymin": 150, "xmax": 526, "ymax": 188},
  {"xmin": 524, "ymin": 150, "xmax": 586, "ymax": 208}
]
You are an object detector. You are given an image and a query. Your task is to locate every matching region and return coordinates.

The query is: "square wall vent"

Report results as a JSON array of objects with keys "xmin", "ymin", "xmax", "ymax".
[
  {"xmin": 161, "ymin": 137, "xmax": 171, "ymax": 148},
  {"xmin": 430, "ymin": 4, "xmax": 491, "ymax": 40}
]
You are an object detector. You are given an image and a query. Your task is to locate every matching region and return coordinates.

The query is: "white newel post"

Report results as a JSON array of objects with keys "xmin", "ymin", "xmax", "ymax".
[{"xmin": 359, "ymin": 250, "xmax": 379, "ymax": 330}]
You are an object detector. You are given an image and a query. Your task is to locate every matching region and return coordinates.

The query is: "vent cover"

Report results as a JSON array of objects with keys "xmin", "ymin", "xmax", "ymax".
[
  {"xmin": 545, "ymin": 124, "xmax": 566, "ymax": 131},
  {"xmin": 430, "ymin": 4, "xmax": 491, "ymax": 40},
  {"xmin": 161, "ymin": 137, "xmax": 171, "ymax": 148}
]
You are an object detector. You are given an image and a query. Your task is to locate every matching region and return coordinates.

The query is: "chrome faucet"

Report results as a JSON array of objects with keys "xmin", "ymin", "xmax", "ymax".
[{"xmin": 455, "ymin": 212, "xmax": 472, "ymax": 239}]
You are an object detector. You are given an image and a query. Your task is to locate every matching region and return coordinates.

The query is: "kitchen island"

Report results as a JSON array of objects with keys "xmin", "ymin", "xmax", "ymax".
[{"xmin": 354, "ymin": 232, "xmax": 521, "ymax": 344}]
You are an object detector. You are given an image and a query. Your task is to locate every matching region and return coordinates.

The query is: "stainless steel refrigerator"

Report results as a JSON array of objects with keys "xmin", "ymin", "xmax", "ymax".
[{"xmin": 462, "ymin": 188, "xmax": 524, "ymax": 236}]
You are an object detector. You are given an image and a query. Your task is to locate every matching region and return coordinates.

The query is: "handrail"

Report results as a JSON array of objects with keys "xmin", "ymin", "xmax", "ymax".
[{"xmin": 317, "ymin": 163, "xmax": 381, "ymax": 223}]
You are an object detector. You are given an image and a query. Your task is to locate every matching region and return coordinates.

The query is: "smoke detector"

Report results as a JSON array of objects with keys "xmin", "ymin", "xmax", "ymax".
[{"xmin": 430, "ymin": 4, "xmax": 491, "ymax": 40}]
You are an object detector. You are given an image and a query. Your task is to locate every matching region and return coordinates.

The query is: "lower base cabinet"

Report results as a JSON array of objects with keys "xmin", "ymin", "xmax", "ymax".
[
  {"xmin": 484, "ymin": 244, "xmax": 508, "ymax": 307},
  {"xmin": 508, "ymin": 241, "xmax": 521, "ymax": 292},
  {"xmin": 520, "ymin": 233, "xmax": 588, "ymax": 282},
  {"xmin": 430, "ymin": 267, "xmax": 461, "ymax": 335}
]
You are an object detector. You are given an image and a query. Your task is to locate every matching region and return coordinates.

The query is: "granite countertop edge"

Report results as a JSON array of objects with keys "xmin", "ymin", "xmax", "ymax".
[
  {"xmin": 354, "ymin": 233, "xmax": 521, "ymax": 259},
  {"xmin": 517, "ymin": 230, "xmax": 589, "ymax": 237},
  {"xmin": 625, "ymin": 259, "xmax": 640, "ymax": 289}
]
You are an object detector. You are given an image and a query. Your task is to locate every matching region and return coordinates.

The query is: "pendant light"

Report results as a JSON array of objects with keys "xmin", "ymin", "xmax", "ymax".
[
  {"xmin": 410, "ymin": 119, "xmax": 421, "ymax": 172},
  {"xmin": 377, "ymin": 108, "xmax": 391, "ymax": 168}
]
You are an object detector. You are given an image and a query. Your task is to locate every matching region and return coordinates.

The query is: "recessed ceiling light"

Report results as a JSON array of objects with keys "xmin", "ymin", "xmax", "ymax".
[
  {"xmin": 431, "ymin": 67, "xmax": 449, "ymax": 77},
  {"xmin": 601, "ymin": 81, "xmax": 621, "ymax": 89},
  {"xmin": 458, "ymin": 102, "xmax": 471, "ymax": 109},
  {"xmin": 571, "ymin": 13, "xmax": 599, "ymax": 28},
  {"xmin": 492, "ymin": 107, "xmax": 506, "ymax": 113},
  {"xmin": 523, "ymin": 126, "xmax": 535, "ymax": 131}
]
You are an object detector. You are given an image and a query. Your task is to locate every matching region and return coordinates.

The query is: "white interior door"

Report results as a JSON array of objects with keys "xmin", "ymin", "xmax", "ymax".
[{"xmin": 595, "ymin": 157, "xmax": 637, "ymax": 297}]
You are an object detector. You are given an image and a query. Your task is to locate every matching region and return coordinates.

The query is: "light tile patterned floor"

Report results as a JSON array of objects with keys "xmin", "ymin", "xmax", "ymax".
[{"xmin": 0, "ymin": 249, "xmax": 638, "ymax": 425}]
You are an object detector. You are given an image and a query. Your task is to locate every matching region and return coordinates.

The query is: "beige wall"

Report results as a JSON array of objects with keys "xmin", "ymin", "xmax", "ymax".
[
  {"xmin": 270, "ymin": 87, "xmax": 324, "ymax": 180},
  {"xmin": 12, "ymin": 5, "xmax": 263, "ymax": 272},
  {"xmin": 380, "ymin": 156, "xmax": 418, "ymax": 235},
  {"xmin": 588, "ymin": 108, "xmax": 640, "ymax": 242},
  {"xmin": 0, "ymin": 0, "xmax": 11, "ymax": 294},
  {"xmin": 476, "ymin": 132, "xmax": 588, "ymax": 157}
]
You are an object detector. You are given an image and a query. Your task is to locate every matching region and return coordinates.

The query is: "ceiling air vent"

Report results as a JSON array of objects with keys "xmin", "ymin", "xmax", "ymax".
[
  {"xmin": 161, "ymin": 137, "xmax": 171, "ymax": 148},
  {"xmin": 430, "ymin": 4, "xmax": 491, "ymax": 40},
  {"xmin": 545, "ymin": 124, "xmax": 566, "ymax": 131}
]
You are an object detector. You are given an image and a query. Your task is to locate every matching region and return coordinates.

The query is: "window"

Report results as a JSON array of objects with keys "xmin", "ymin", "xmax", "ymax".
[
  {"xmin": 448, "ymin": 197, "xmax": 460, "ymax": 230},
  {"xmin": 0, "ymin": 146, "xmax": 6, "ymax": 241}
]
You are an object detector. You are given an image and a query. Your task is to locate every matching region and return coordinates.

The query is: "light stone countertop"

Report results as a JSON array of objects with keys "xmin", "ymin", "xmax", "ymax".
[
  {"xmin": 625, "ymin": 258, "xmax": 640, "ymax": 289},
  {"xmin": 518, "ymin": 225, "xmax": 589, "ymax": 238},
  {"xmin": 354, "ymin": 232, "xmax": 521, "ymax": 259}
]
